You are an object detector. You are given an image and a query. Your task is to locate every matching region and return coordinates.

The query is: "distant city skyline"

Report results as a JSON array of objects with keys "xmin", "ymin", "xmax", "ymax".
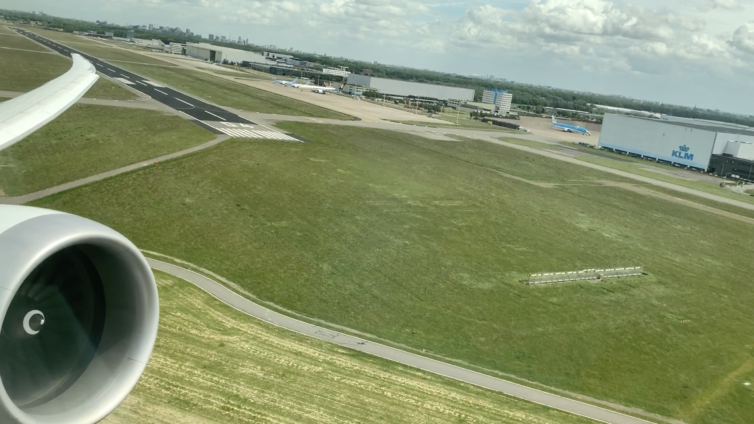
[{"xmin": 4, "ymin": 0, "xmax": 754, "ymax": 116}]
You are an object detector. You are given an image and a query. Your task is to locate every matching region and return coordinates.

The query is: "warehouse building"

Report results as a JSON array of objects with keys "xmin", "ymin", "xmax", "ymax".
[
  {"xmin": 599, "ymin": 114, "xmax": 754, "ymax": 179},
  {"xmin": 345, "ymin": 74, "xmax": 474, "ymax": 101},
  {"xmin": 482, "ymin": 89, "xmax": 513, "ymax": 114},
  {"xmin": 185, "ymin": 43, "xmax": 271, "ymax": 64}
]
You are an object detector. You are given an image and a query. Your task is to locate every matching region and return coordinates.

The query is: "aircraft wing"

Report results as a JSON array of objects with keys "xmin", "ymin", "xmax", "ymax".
[{"xmin": 0, "ymin": 53, "xmax": 98, "ymax": 152}]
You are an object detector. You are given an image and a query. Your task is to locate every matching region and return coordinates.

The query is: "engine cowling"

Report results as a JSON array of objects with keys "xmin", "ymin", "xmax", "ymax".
[{"xmin": 0, "ymin": 205, "xmax": 158, "ymax": 424}]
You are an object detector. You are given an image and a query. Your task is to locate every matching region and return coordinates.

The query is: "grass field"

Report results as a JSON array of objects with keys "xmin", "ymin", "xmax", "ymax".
[
  {"xmin": 115, "ymin": 63, "xmax": 354, "ymax": 120},
  {"xmin": 212, "ymin": 69, "xmax": 270, "ymax": 80},
  {"xmin": 105, "ymin": 271, "xmax": 594, "ymax": 424},
  {"xmin": 59, "ymin": 43, "xmax": 175, "ymax": 66},
  {"xmin": 0, "ymin": 104, "xmax": 213, "ymax": 196},
  {"xmin": 32, "ymin": 124, "xmax": 754, "ymax": 423},
  {"xmin": 498, "ymin": 137, "xmax": 559, "ymax": 149},
  {"xmin": 0, "ymin": 32, "xmax": 49, "ymax": 51},
  {"xmin": 0, "ymin": 48, "xmax": 137, "ymax": 100},
  {"xmin": 19, "ymin": 26, "xmax": 103, "ymax": 45},
  {"xmin": 13, "ymin": 25, "xmax": 174, "ymax": 65},
  {"xmin": 563, "ymin": 144, "xmax": 754, "ymax": 206}
]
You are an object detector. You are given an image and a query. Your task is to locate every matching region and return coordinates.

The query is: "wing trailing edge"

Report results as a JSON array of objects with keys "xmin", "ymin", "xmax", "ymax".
[{"xmin": 0, "ymin": 53, "xmax": 98, "ymax": 152}]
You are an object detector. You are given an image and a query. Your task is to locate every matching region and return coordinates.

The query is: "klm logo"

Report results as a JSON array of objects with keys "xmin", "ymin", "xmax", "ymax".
[{"xmin": 672, "ymin": 145, "xmax": 694, "ymax": 161}]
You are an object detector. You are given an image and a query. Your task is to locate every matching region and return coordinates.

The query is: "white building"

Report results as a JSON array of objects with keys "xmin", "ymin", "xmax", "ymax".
[
  {"xmin": 163, "ymin": 43, "xmax": 184, "ymax": 55},
  {"xmin": 323, "ymin": 67, "xmax": 351, "ymax": 78},
  {"xmin": 482, "ymin": 89, "xmax": 513, "ymax": 114},
  {"xmin": 346, "ymin": 74, "xmax": 474, "ymax": 101},
  {"xmin": 133, "ymin": 38, "xmax": 164, "ymax": 49},
  {"xmin": 599, "ymin": 114, "xmax": 754, "ymax": 173},
  {"xmin": 186, "ymin": 43, "xmax": 273, "ymax": 64}
]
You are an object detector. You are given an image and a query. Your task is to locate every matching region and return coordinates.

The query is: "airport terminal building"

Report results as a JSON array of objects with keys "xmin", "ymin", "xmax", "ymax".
[
  {"xmin": 345, "ymin": 74, "xmax": 474, "ymax": 101},
  {"xmin": 599, "ymin": 114, "xmax": 754, "ymax": 180}
]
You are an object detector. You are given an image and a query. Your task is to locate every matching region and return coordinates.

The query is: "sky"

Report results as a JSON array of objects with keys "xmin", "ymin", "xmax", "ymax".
[{"xmin": 6, "ymin": 0, "xmax": 754, "ymax": 115}]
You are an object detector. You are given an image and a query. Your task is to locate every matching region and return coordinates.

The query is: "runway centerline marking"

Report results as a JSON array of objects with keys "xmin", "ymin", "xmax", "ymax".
[
  {"xmin": 135, "ymin": 81, "xmax": 147, "ymax": 86},
  {"xmin": 120, "ymin": 74, "xmax": 130, "ymax": 79},
  {"xmin": 107, "ymin": 68, "xmax": 116, "ymax": 72},
  {"xmin": 205, "ymin": 111, "xmax": 226, "ymax": 121},
  {"xmin": 155, "ymin": 89, "xmax": 169, "ymax": 95},
  {"xmin": 175, "ymin": 98, "xmax": 194, "ymax": 107}
]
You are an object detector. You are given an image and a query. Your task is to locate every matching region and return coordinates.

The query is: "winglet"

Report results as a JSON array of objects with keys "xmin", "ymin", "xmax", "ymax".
[{"xmin": 0, "ymin": 54, "xmax": 99, "ymax": 152}]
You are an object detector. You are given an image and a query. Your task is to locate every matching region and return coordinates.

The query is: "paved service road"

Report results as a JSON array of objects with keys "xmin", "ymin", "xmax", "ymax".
[
  {"xmin": 13, "ymin": 29, "xmax": 298, "ymax": 141},
  {"xmin": 148, "ymin": 258, "xmax": 655, "ymax": 424}
]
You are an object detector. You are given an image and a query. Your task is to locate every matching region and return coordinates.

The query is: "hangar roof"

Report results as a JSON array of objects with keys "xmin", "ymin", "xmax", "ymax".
[{"xmin": 623, "ymin": 115, "xmax": 754, "ymax": 137}]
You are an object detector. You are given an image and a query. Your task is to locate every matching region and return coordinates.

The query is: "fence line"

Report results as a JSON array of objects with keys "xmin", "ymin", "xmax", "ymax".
[{"xmin": 527, "ymin": 266, "xmax": 644, "ymax": 285}]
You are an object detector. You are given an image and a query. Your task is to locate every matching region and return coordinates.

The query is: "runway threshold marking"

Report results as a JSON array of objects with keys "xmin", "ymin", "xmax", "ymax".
[
  {"xmin": 176, "ymin": 98, "xmax": 194, "ymax": 107},
  {"xmin": 154, "ymin": 89, "xmax": 169, "ymax": 95},
  {"xmin": 205, "ymin": 111, "xmax": 226, "ymax": 121},
  {"xmin": 202, "ymin": 121, "xmax": 299, "ymax": 141}
]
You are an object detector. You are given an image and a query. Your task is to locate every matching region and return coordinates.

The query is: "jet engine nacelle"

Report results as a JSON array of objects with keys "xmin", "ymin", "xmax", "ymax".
[{"xmin": 0, "ymin": 205, "xmax": 158, "ymax": 424}]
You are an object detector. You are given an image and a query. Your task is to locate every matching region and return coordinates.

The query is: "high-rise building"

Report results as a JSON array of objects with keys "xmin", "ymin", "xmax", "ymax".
[
  {"xmin": 148, "ymin": 24, "xmax": 154, "ymax": 30},
  {"xmin": 237, "ymin": 36, "xmax": 242, "ymax": 44},
  {"xmin": 186, "ymin": 29, "xmax": 191, "ymax": 36},
  {"xmin": 482, "ymin": 89, "xmax": 513, "ymax": 114},
  {"xmin": 208, "ymin": 34, "xmax": 214, "ymax": 41}
]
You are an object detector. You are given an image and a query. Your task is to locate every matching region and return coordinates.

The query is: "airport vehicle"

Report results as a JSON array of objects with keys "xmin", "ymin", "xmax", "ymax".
[
  {"xmin": 0, "ymin": 54, "xmax": 159, "ymax": 424},
  {"xmin": 552, "ymin": 116, "xmax": 591, "ymax": 135}
]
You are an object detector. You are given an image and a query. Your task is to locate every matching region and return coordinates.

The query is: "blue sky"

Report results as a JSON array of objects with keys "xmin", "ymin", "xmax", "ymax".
[{"xmin": 6, "ymin": 0, "xmax": 754, "ymax": 115}]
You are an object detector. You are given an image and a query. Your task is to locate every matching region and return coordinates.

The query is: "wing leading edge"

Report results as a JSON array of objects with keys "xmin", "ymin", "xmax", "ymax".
[{"xmin": 0, "ymin": 53, "xmax": 98, "ymax": 152}]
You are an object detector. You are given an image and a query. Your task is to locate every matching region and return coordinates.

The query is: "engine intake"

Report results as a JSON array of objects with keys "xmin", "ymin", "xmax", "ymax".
[{"xmin": 0, "ymin": 206, "xmax": 158, "ymax": 424}]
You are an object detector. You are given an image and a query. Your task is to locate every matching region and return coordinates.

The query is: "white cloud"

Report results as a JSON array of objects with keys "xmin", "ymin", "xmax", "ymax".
[
  {"xmin": 3, "ymin": 0, "xmax": 754, "ymax": 113},
  {"xmin": 730, "ymin": 23, "xmax": 754, "ymax": 54},
  {"xmin": 710, "ymin": 0, "xmax": 744, "ymax": 10}
]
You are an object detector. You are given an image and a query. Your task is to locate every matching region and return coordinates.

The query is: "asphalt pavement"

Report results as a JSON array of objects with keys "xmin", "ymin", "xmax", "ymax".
[
  {"xmin": 14, "ymin": 29, "xmax": 248, "ymax": 128},
  {"xmin": 148, "ymin": 258, "xmax": 656, "ymax": 424}
]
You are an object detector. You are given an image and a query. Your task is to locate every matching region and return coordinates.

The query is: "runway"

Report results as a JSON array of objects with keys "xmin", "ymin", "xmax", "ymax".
[
  {"xmin": 148, "ymin": 258, "xmax": 655, "ymax": 424},
  {"xmin": 13, "ymin": 29, "xmax": 298, "ymax": 142}
]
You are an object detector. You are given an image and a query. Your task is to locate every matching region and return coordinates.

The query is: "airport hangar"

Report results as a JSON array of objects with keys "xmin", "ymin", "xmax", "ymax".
[
  {"xmin": 184, "ymin": 42, "xmax": 272, "ymax": 65},
  {"xmin": 345, "ymin": 74, "xmax": 475, "ymax": 102},
  {"xmin": 599, "ymin": 114, "xmax": 754, "ymax": 180}
]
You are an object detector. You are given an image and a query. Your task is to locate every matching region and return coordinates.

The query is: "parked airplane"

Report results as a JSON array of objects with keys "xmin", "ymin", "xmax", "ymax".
[
  {"xmin": 552, "ymin": 116, "xmax": 591, "ymax": 135},
  {"xmin": 290, "ymin": 79, "xmax": 338, "ymax": 93},
  {"xmin": 272, "ymin": 77, "xmax": 299, "ymax": 86}
]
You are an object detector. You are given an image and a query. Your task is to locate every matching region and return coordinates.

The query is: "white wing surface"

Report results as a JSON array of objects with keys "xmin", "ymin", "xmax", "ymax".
[{"xmin": 0, "ymin": 53, "xmax": 98, "ymax": 152}]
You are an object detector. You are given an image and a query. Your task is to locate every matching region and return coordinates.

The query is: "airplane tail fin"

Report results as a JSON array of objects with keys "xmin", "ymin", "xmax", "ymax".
[
  {"xmin": 290, "ymin": 77, "xmax": 299, "ymax": 84},
  {"xmin": 552, "ymin": 115, "xmax": 557, "ymax": 124}
]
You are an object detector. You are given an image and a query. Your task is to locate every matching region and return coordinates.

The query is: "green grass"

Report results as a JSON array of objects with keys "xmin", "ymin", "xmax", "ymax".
[
  {"xmin": 0, "ymin": 32, "xmax": 49, "ymax": 51},
  {"xmin": 0, "ymin": 49, "xmax": 137, "ymax": 100},
  {"xmin": 106, "ymin": 271, "xmax": 594, "ymax": 423},
  {"xmin": 212, "ymin": 69, "xmax": 270, "ymax": 80},
  {"xmin": 19, "ymin": 26, "xmax": 103, "ymax": 45},
  {"xmin": 62, "ymin": 43, "xmax": 174, "ymax": 66},
  {"xmin": 32, "ymin": 124, "xmax": 754, "ymax": 423},
  {"xmin": 564, "ymin": 144, "xmax": 754, "ymax": 206},
  {"xmin": 0, "ymin": 104, "xmax": 213, "ymax": 196},
  {"xmin": 115, "ymin": 63, "xmax": 354, "ymax": 120},
  {"xmin": 391, "ymin": 119, "xmax": 519, "ymax": 132},
  {"xmin": 499, "ymin": 137, "xmax": 559, "ymax": 149}
]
